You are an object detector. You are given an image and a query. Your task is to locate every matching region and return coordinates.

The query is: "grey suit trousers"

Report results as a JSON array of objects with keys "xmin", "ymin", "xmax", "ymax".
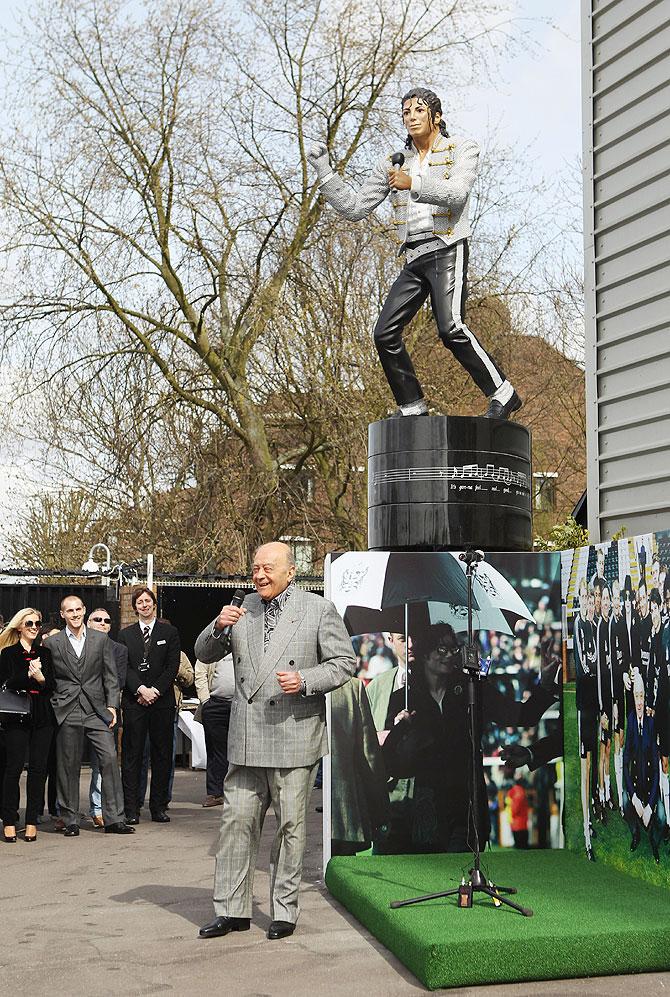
[
  {"xmin": 213, "ymin": 761, "xmax": 319, "ymax": 923},
  {"xmin": 57, "ymin": 717, "xmax": 125, "ymax": 826}
]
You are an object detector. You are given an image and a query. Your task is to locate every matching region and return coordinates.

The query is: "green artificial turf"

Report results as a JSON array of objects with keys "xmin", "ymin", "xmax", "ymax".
[
  {"xmin": 563, "ymin": 684, "xmax": 670, "ymax": 888},
  {"xmin": 326, "ymin": 849, "xmax": 670, "ymax": 990}
]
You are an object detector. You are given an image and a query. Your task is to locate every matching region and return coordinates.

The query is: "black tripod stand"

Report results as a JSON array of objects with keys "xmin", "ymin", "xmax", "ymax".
[{"xmin": 389, "ymin": 548, "xmax": 533, "ymax": 917}]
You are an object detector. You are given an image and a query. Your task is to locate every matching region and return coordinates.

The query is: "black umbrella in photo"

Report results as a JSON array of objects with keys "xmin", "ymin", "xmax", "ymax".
[{"xmin": 330, "ymin": 551, "xmax": 477, "ymax": 710}]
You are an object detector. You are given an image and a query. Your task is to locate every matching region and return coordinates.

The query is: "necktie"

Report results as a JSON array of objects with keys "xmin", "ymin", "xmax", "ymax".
[{"xmin": 143, "ymin": 626, "xmax": 151, "ymax": 657}]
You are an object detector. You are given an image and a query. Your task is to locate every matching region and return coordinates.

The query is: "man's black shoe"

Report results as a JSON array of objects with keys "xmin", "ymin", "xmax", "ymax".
[
  {"xmin": 267, "ymin": 920, "xmax": 295, "ymax": 940},
  {"xmin": 105, "ymin": 822, "xmax": 135, "ymax": 834},
  {"xmin": 63, "ymin": 824, "xmax": 80, "ymax": 837},
  {"xmin": 199, "ymin": 916, "xmax": 250, "ymax": 939},
  {"xmin": 484, "ymin": 389, "xmax": 522, "ymax": 420},
  {"xmin": 125, "ymin": 815, "xmax": 140, "ymax": 825},
  {"xmin": 151, "ymin": 811, "xmax": 171, "ymax": 823},
  {"xmin": 652, "ymin": 841, "xmax": 660, "ymax": 864}
]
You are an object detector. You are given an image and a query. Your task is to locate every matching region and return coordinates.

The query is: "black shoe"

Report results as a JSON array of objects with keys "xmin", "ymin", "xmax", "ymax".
[
  {"xmin": 485, "ymin": 389, "xmax": 522, "ymax": 420},
  {"xmin": 151, "ymin": 811, "xmax": 170, "ymax": 823},
  {"xmin": 105, "ymin": 822, "xmax": 135, "ymax": 834},
  {"xmin": 267, "ymin": 920, "xmax": 295, "ymax": 940},
  {"xmin": 652, "ymin": 841, "xmax": 660, "ymax": 864},
  {"xmin": 125, "ymin": 814, "xmax": 140, "ymax": 825},
  {"xmin": 3, "ymin": 831, "xmax": 17, "ymax": 843},
  {"xmin": 63, "ymin": 824, "xmax": 80, "ymax": 837},
  {"xmin": 199, "ymin": 916, "xmax": 250, "ymax": 939},
  {"xmin": 630, "ymin": 828, "xmax": 641, "ymax": 852}
]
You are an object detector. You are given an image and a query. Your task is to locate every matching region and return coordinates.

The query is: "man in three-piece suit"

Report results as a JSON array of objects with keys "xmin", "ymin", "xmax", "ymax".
[
  {"xmin": 46, "ymin": 596, "xmax": 133, "ymax": 836},
  {"xmin": 118, "ymin": 587, "xmax": 181, "ymax": 824},
  {"xmin": 196, "ymin": 541, "xmax": 356, "ymax": 942},
  {"xmin": 623, "ymin": 670, "xmax": 664, "ymax": 863}
]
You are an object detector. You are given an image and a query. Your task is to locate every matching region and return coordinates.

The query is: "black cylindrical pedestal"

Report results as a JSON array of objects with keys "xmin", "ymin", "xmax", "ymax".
[{"xmin": 368, "ymin": 415, "xmax": 532, "ymax": 551}]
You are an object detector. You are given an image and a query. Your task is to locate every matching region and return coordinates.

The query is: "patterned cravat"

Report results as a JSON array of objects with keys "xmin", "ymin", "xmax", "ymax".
[
  {"xmin": 263, "ymin": 583, "xmax": 294, "ymax": 650},
  {"xmin": 264, "ymin": 600, "xmax": 279, "ymax": 649},
  {"xmin": 142, "ymin": 625, "xmax": 151, "ymax": 656}
]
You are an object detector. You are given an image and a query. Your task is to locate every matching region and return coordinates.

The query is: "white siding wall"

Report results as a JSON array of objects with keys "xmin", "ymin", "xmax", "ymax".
[{"xmin": 582, "ymin": 0, "xmax": 670, "ymax": 540}]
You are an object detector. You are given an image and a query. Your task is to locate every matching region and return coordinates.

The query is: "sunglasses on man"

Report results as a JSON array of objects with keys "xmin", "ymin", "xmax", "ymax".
[{"xmin": 90, "ymin": 616, "xmax": 112, "ymax": 624}]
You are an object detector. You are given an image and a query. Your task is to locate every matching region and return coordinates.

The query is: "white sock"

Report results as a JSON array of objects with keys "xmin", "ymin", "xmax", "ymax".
[
  {"xmin": 605, "ymin": 775, "xmax": 611, "ymax": 802},
  {"xmin": 614, "ymin": 753, "xmax": 624, "ymax": 808},
  {"xmin": 583, "ymin": 820, "xmax": 591, "ymax": 846},
  {"xmin": 400, "ymin": 398, "xmax": 428, "ymax": 416},
  {"xmin": 662, "ymin": 769, "xmax": 670, "ymax": 827},
  {"xmin": 488, "ymin": 379, "xmax": 513, "ymax": 405}
]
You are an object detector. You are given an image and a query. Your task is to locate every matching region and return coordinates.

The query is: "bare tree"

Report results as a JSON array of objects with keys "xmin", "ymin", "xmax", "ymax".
[{"xmin": 1, "ymin": 0, "xmax": 536, "ymax": 558}]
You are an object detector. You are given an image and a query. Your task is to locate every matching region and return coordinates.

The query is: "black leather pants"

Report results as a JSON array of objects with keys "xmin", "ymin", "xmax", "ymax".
[{"xmin": 373, "ymin": 240, "xmax": 506, "ymax": 406}]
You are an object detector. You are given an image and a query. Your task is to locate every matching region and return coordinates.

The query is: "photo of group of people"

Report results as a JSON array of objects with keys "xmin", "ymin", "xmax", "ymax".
[
  {"xmin": 562, "ymin": 530, "xmax": 670, "ymax": 871},
  {"xmin": 325, "ymin": 551, "xmax": 563, "ymax": 861}
]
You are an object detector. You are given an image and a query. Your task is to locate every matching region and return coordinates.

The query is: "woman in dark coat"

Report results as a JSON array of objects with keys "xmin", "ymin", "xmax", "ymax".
[{"xmin": 0, "ymin": 608, "xmax": 56, "ymax": 842}]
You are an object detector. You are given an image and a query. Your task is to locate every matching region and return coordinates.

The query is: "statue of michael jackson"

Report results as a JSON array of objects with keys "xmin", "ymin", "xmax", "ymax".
[{"xmin": 308, "ymin": 87, "xmax": 521, "ymax": 420}]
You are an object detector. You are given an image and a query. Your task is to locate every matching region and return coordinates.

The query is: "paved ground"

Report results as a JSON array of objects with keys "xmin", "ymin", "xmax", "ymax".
[{"xmin": 2, "ymin": 767, "xmax": 670, "ymax": 995}]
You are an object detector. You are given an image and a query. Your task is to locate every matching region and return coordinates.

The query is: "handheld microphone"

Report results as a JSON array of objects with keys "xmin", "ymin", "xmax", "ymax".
[
  {"xmin": 391, "ymin": 152, "xmax": 405, "ymax": 169},
  {"xmin": 220, "ymin": 589, "xmax": 246, "ymax": 643}
]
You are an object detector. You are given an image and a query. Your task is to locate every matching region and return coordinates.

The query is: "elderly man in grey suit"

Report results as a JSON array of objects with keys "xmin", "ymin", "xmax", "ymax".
[
  {"xmin": 308, "ymin": 86, "xmax": 521, "ymax": 420},
  {"xmin": 196, "ymin": 541, "xmax": 356, "ymax": 941},
  {"xmin": 46, "ymin": 596, "xmax": 134, "ymax": 837}
]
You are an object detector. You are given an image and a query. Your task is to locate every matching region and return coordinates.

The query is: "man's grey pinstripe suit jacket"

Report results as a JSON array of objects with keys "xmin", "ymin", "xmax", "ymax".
[{"xmin": 194, "ymin": 588, "xmax": 356, "ymax": 768}]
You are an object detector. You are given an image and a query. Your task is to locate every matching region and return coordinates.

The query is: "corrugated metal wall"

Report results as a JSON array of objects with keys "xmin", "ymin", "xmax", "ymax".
[{"xmin": 582, "ymin": 0, "xmax": 670, "ymax": 540}]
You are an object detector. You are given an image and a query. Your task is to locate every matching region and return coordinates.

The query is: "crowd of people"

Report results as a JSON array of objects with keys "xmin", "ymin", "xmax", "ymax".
[
  {"xmin": 0, "ymin": 587, "xmax": 197, "ymax": 842},
  {"xmin": 573, "ymin": 542, "xmax": 670, "ymax": 863}
]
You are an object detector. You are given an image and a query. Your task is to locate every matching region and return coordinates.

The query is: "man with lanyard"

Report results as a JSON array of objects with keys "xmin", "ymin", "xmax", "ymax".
[{"xmin": 308, "ymin": 87, "xmax": 521, "ymax": 420}]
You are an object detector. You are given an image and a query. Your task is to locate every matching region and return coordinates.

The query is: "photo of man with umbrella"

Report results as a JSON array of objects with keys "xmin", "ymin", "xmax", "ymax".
[{"xmin": 326, "ymin": 550, "xmax": 562, "ymax": 855}]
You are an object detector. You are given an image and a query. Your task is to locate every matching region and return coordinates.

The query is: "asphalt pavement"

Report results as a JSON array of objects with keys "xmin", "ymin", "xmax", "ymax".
[{"xmin": 2, "ymin": 767, "xmax": 669, "ymax": 996}]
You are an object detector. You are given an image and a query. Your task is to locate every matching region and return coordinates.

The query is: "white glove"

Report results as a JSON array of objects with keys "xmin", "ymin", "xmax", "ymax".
[
  {"xmin": 307, "ymin": 142, "xmax": 332, "ymax": 181},
  {"xmin": 643, "ymin": 804, "xmax": 652, "ymax": 827},
  {"xmin": 632, "ymin": 794, "xmax": 643, "ymax": 818}
]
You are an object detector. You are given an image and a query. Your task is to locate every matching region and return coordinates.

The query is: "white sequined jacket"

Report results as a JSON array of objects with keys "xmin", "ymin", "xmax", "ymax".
[{"xmin": 318, "ymin": 134, "xmax": 479, "ymax": 251}]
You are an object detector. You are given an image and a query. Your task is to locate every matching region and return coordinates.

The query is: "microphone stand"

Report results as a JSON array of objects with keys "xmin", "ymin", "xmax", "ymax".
[{"xmin": 389, "ymin": 548, "xmax": 532, "ymax": 917}]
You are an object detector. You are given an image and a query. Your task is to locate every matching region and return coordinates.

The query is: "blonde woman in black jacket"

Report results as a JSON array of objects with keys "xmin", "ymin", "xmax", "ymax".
[{"xmin": 0, "ymin": 608, "xmax": 56, "ymax": 842}]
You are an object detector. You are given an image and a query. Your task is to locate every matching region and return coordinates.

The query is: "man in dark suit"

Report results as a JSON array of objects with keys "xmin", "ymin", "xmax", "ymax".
[
  {"xmin": 623, "ymin": 670, "xmax": 664, "ymax": 863},
  {"xmin": 119, "ymin": 587, "xmax": 180, "ymax": 824},
  {"xmin": 46, "ymin": 596, "xmax": 134, "ymax": 836}
]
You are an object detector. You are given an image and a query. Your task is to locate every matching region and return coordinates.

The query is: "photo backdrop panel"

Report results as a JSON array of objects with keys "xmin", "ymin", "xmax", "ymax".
[
  {"xmin": 562, "ymin": 529, "xmax": 670, "ymax": 885},
  {"xmin": 326, "ymin": 550, "xmax": 562, "ymax": 860}
]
